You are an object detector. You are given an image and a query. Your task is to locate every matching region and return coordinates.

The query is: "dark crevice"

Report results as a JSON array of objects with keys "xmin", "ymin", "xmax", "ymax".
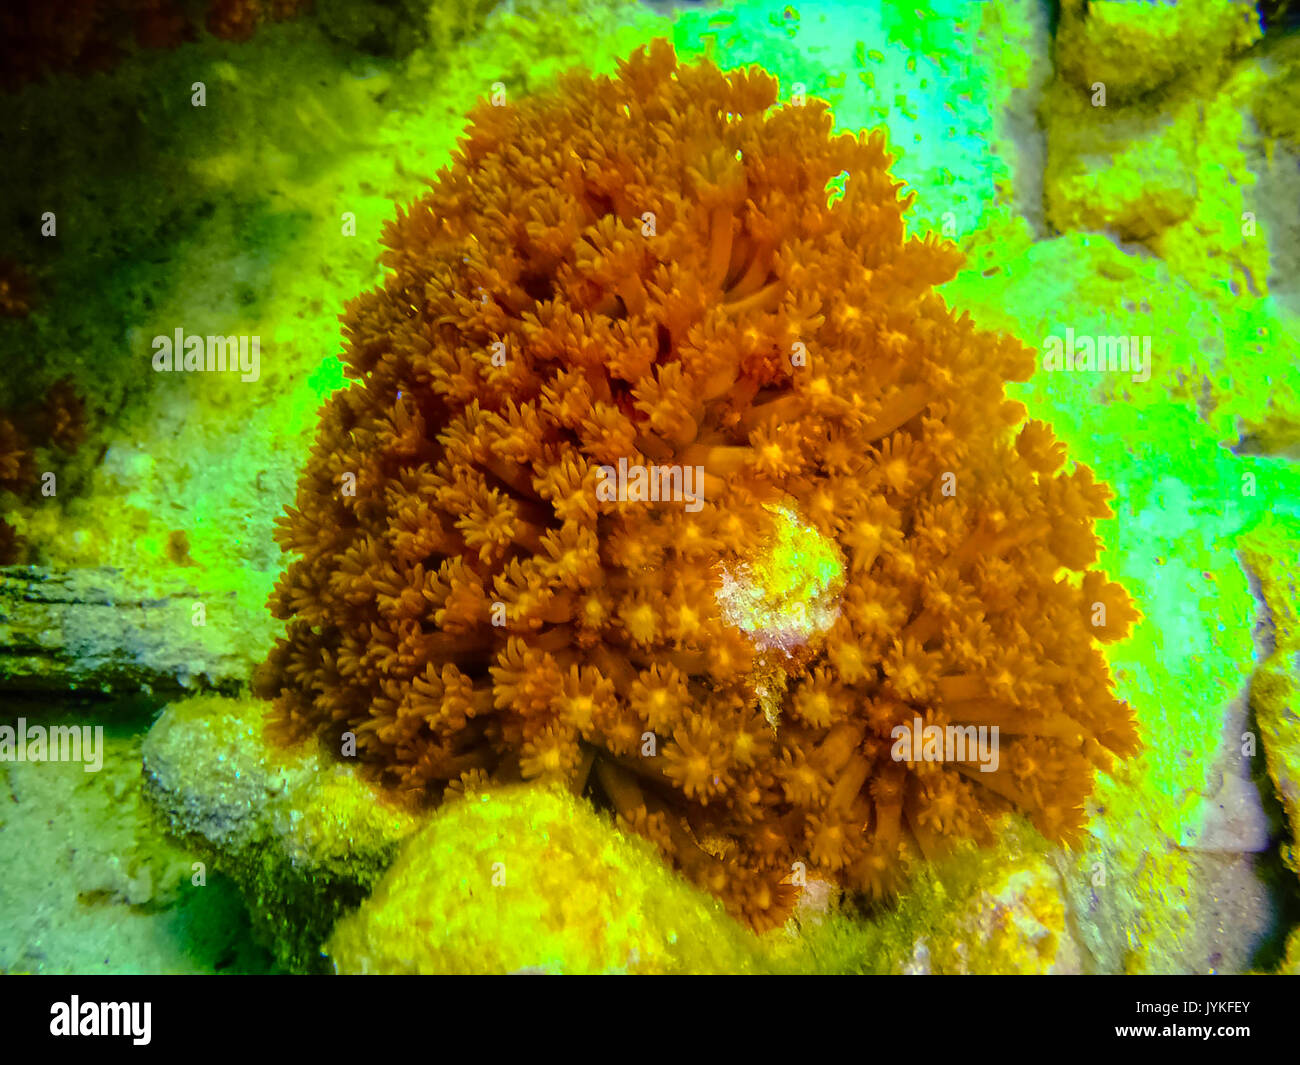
[
  {"xmin": 655, "ymin": 323, "xmax": 672, "ymax": 358},
  {"xmin": 519, "ymin": 272, "xmax": 555, "ymax": 304}
]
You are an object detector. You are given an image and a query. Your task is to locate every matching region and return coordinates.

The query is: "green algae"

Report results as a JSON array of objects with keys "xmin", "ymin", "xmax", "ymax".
[{"xmin": 1254, "ymin": 31, "xmax": 1300, "ymax": 146}]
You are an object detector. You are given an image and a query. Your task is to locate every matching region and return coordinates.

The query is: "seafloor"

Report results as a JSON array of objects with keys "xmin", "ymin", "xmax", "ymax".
[{"xmin": 1, "ymin": 0, "xmax": 1299, "ymax": 974}]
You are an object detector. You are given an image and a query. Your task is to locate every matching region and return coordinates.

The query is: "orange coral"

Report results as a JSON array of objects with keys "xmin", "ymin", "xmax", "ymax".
[
  {"xmin": 0, "ymin": 261, "xmax": 33, "ymax": 318},
  {"xmin": 205, "ymin": 0, "xmax": 311, "ymax": 43},
  {"xmin": 0, "ymin": 376, "xmax": 88, "ymax": 563},
  {"xmin": 1, "ymin": 413, "xmax": 38, "ymax": 561},
  {"xmin": 257, "ymin": 41, "xmax": 1140, "ymax": 930}
]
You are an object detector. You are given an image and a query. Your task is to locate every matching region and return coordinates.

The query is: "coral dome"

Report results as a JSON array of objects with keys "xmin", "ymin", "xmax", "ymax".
[{"xmin": 257, "ymin": 39, "xmax": 1140, "ymax": 930}]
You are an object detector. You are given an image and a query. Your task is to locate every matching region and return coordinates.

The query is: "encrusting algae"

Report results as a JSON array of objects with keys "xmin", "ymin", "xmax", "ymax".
[
  {"xmin": 256, "ymin": 40, "xmax": 1142, "ymax": 931},
  {"xmin": 326, "ymin": 783, "xmax": 768, "ymax": 975}
]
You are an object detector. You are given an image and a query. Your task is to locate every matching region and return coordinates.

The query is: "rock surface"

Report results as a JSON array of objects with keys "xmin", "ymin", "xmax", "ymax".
[
  {"xmin": 326, "ymin": 784, "xmax": 769, "ymax": 975},
  {"xmin": 141, "ymin": 694, "xmax": 424, "ymax": 972},
  {"xmin": 1054, "ymin": 0, "xmax": 1260, "ymax": 104},
  {"xmin": 1239, "ymin": 518, "xmax": 1300, "ymax": 902},
  {"xmin": 0, "ymin": 566, "xmax": 272, "ymax": 696}
]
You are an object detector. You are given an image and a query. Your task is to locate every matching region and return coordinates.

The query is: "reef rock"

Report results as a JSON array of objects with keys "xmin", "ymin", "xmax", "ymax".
[
  {"xmin": 326, "ymin": 783, "xmax": 768, "ymax": 974},
  {"xmin": 1054, "ymin": 0, "xmax": 1261, "ymax": 105},
  {"xmin": 0, "ymin": 566, "xmax": 267, "ymax": 697},
  {"xmin": 141, "ymin": 694, "xmax": 424, "ymax": 971},
  {"xmin": 1041, "ymin": 12, "xmax": 1269, "ymax": 298},
  {"xmin": 1239, "ymin": 519, "xmax": 1300, "ymax": 878}
]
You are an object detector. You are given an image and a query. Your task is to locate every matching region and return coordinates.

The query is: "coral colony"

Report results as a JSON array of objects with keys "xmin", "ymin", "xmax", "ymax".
[{"xmin": 256, "ymin": 41, "xmax": 1141, "ymax": 930}]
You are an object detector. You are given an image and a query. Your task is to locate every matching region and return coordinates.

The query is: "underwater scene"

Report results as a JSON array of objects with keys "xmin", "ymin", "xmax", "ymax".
[{"xmin": 1, "ymin": 0, "xmax": 1299, "ymax": 990}]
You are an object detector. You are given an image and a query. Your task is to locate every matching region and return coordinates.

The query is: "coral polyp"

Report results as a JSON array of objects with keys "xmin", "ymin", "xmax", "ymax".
[{"xmin": 257, "ymin": 40, "xmax": 1140, "ymax": 930}]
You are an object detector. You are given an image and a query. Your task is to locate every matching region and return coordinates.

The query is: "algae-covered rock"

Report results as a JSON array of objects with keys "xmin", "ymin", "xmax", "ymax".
[
  {"xmin": 142, "ymin": 694, "xmax": 424, "ymax": 972},
  {"xmin": 1054, "ymin": 0, "xmax": 1261, "ymax": 105},
  {"xmin": 1280, "ymin": 926, "xmax": 1300, "ymax": 974},
  {"xmin": 1042, "ymin": 20, "xmax": 1270, "ymax": 298},
  {"xmin": 822, "ymin": 821, "xmax": 1086, "ymax": 975},
  {"xmin": 1238, "ymin": 518, "xmax": 1300, "ymax": 860},
  {"xmin": 905, "ymin": 865, "xmax": 1084, "ymax": 975},
  {"xmin": 1260, "ymin": 651, "xmax": 1300, "ymax": 836},
  {"xmin": 326, "ymin": 784, "xmax": 769, "ymax": 974},
  {"xmin": 1254, "ymin": 33, "xmax": 1300, "ymax": 147},
  {"xmin": 1042, "ymin": 74, "xmax": 1201, "ymax": 241},
  {"xmin": 0, "ymin": 566, "xmax": 274, "ymax": 696}
]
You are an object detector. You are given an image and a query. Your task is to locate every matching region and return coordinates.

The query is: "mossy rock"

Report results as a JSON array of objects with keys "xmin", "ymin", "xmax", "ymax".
[
  {"xmin": 1042, "ymin": 74, "xmax": 1201, "ymax": 241},
  {"xmin": 1041, "ymin": 56, "xmax": 1268, "ymax": 297},
  {"xmin": 142, "ymin": 694, "xmax": 425, "ymax": 972},
  {"xmin": 1254, "ymin": 32, "xmax": 1300, "ymax": 147},
  {"xmin": 1054, "ymin": 0, "xmax": 1260, "ymax": 106},
  {"xmin": 327, "ymin": 784, "xmax": 771, "ymax": 974},
  {"xmin": 1239, "ymin": 516, "xmax": 1300, "ymax": 900}
]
